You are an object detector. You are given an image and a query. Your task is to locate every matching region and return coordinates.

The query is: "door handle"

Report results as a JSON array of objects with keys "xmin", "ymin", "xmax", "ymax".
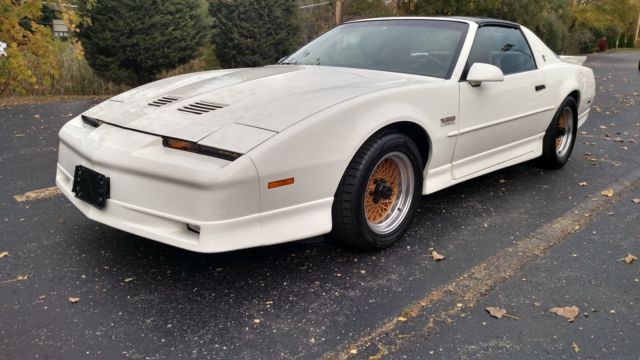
[{"xmin": 535, "ymin": 84, "xmax": 546, "ymax": 92}]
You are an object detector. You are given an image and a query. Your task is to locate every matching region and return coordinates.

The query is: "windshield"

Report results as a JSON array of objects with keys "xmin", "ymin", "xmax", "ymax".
[{"xmin": 281, "ymin": 20, "xmax": 469, "ymax": 79}]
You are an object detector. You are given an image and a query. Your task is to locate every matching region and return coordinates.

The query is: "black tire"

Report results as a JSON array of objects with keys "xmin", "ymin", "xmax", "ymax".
[
  {"xmin": 538, "ymin": 97, "xmax": 577, "ymax": 169},
  {"xmin": 330, "ymin": 130, "xmax": 423, "ymax": 250}
]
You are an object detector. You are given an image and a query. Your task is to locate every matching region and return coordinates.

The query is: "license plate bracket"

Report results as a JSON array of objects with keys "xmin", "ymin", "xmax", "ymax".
[{"xmin": 72, "ymin": 165, "xmax": 110, "ymax": 209}]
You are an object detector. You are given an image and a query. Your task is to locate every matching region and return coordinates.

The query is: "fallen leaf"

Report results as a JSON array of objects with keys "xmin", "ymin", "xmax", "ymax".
[
  {"xmin": 349, "ymin": 349, "xmax": 358, "ymax": 354},
  {"xmin": 613, "ymin": 137, "xmax": 624, "ymax": 142},
  {"xmin": 124, "ymin": 277, "xmax": 135, "ymax": 282},
  {"xmin": 0, "ymin": 251, "xmax": 8, "ymax": 258},
  {"xmin": 33, "ymin": 114, "xmax": 40, "ymax": 119},
  {"xmin": 0, "ymin": 274, "xmax": 29, "ymax": 286},
  {"xmin": 486, "ymin": 307, "xmax": 506, "ymax": 318},
  {"xmin": 68, "ymin": 297, "xmax": 80, "ymax": 304},
  {"xmin": 601, "ymin": 189, "xmax": 614, "ymax": 197},
  {"xmin": 431, "ymin": 251, "xmax": 446, "ymax": 261},
  {"xmin": 578, "ymin": 181, "xmax": 588, "ymax": 187},
  {"xmin": 549, "ymin": 305, "xmax": 580, "ymax": 322},
  {"xmin": 632, "ymin": 198, "xmax": 640, "ymax": 204},
  {"xmin": 253, "ymin": 319, "xmax": 261, "ymax": 324},
  {"xmin": 617, "ymin": 253, "xmax": 637, "ymax": 264},
  {"xmin": 486, "ymin": 306, "xmax": 519, "ymax": 319},
  {"xmin": 397, "ymin": 316, "xmax": 408, "ymax": 322},
  {"xmin": 572, "ymin": 342, "xmax": 580, "ymax": 353}
]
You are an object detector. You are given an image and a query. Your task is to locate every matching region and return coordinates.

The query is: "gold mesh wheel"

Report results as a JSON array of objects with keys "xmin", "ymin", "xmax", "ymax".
[
  {"xmin": 364, "ymin": 159, "xmax": 400, "ymax": 224},
  {"xmin": 363, "ymin": 152, "xmax": 415, "ymax": 234},
  {"xmin": 555, "ymin": 107, "xmax": 574, "ymax": 158}
]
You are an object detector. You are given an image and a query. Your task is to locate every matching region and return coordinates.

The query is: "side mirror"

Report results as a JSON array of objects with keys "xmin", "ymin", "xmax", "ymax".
[{"xmin": 466, "ymin": 63, "xmax": 504, "ymax": 87}]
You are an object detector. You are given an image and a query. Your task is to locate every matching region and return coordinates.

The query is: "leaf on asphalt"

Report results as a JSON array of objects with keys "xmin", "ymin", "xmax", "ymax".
[
  {"xmin": 33, "ymin": 114, "xmax": 40, "ymax": 119},
  {"xmin": 572, "ymin": 342, "xmax": 580, "ymax": 353},
  {"xmin": 68, "ymin": 297, "xmax": 80, "ymax": 304},
  {"xmin": 431, "ymin": 251, "xmax": 446, "ymax": 261},
  {"xmin": 578, "ymin": 181, "xmax": 588, "ymax": 187},
  {"xmin": 486, "ymin": 307, "xmax": 506, "ymax": 318},
  {"xmin": 601, "ymin": 189, "xmax": 614, "ymax": 197},
  {"xmin": 253, "ymin": 319, "xmax": 261, "ymax": 324},
  {"xmin": 0, "ymin": 251, "xmax": 8, "ymax": 258},
  {"xmin": 617, "ymin": 253, "xmax": 637, "ymax": 264},
  {"xmin": 397, "ymin": 316, "xmax": 408, "ymax": 322},
  {"xmin": 486, "ymin": 307, "xmax": 519, "ymax": 319},
  {"xmin": 632, "ymin": 198, "xmax": 640, "ymax": 204},
  {"xmin": 124, "ymin": 277, "xmax": 134, "ymax": 282},
  {"xmin": 549, "ymin": 305, "xmax": 580, "ymax": 322},
  {"xmin": 613, "ymin": 137, "xmax": 624, "ymax": 142},
  {"xmin": 0, "ymin": 274, "xmax": 29, "ymax": 286}
]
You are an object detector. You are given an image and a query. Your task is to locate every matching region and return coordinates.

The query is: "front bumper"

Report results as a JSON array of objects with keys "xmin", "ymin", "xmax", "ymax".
[{"xmin": 57, "ymin": 117, "xmax": 333, "ymax": 252}]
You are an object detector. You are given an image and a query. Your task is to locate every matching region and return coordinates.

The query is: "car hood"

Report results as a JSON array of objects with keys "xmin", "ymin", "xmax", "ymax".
[{"xmin": 83, "ymin": 65, "xmax": 439, "ymax": 142}]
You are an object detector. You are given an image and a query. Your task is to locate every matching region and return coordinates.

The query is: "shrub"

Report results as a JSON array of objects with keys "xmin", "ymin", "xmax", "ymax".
[
  {"xmin": 78, "ymin": 0, "xmax": 209, "ymax": 86},
  {"xmin": 209, "ymin": 0, "xmax": 301, "ymax": 68}
]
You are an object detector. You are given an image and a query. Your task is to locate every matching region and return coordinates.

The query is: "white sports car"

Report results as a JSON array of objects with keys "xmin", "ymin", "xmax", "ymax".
[{"xmin": 56, "ymin": 17, "xmax": 595, "ymax": 252}]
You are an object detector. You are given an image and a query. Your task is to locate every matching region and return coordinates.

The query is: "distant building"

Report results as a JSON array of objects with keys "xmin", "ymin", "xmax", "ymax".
[{"xmin": 52, "ymin": 19, "xmax": 69, "ymax": 38}]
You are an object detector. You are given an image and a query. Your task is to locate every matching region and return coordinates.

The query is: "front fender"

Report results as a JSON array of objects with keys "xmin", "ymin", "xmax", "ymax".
[{"xmin": 248, "ymin": 81, "xmax": 460, "ymax": 214}]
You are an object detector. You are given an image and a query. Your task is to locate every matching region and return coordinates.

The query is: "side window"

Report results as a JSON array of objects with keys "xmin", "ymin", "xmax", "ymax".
[{"xmin": 466, "ymin": 26, "xmax": 536, "ymax": 76}]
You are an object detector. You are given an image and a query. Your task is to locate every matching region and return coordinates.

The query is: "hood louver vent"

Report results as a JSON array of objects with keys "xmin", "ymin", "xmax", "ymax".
[
  {"xmin": 148, "ymin": 96, "xmax": 180, "ymax": 107},
  {"xmin": 178, "ymin": 101, "xmax": 225, "ymax": 115}
]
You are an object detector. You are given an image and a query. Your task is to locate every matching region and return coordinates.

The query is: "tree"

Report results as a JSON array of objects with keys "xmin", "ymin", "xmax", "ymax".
[
  {"xmin": 415, "ymin": 0, "xmax": 573, "ymax": 53},
  {"xmin": 209, "ymin": 0, "xmax": 301, "ymax": 68},
  {"xmin": 0, "ymin": 0, "xmax": 58, "ymax": 95},
  {"xmin": 77, "ymin": 0, "xmax": 209, "ymax": 86},
  {"xmin": 572, "ymin": 0, "xmax": 640, "ymax": 49},
  {"xmin": 342, "ymin": 0, "xmax": 394, "ymax": 22}
]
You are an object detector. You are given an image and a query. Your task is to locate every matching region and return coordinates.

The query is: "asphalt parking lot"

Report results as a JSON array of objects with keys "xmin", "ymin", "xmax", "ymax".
[{"xmin": 1, "ymin": 52, "xmax": 639, "ymax": 360}]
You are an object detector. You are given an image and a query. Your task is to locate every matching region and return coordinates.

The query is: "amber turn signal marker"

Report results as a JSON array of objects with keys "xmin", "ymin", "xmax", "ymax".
[
  {"xmin": 268, "ymin": 177, "xmax": 295, "ymax": 189},
  {"xmin": 163, "ymin": 138, "xmax": 197, "ymax": 151}
]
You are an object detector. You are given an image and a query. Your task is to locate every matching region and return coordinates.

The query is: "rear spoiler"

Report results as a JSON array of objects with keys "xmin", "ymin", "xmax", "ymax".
[{"xmin": 559, "ymin": 55, "xmax": 587, "ymax": 66}]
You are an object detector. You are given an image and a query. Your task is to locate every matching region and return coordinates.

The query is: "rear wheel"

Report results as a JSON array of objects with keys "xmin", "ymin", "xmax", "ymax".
[
  {"xmin": 331, "ymin": 131, "xmax": 422, "ymax": 250},
  {"xmin": 539, "ymin": 97, "xmax": 577, "ymax": 169}
]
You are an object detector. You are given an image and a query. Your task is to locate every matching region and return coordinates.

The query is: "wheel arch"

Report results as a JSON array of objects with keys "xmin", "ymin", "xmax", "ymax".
[
  {"xmin": 378, "ymin": 121, "xmax": 431, "ymax": 169},
  {"xmin": 567, "ymin": 90, "xmax": 580, "ymax": 116}
]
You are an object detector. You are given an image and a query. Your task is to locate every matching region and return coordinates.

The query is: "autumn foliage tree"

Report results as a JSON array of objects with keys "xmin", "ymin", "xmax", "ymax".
[
  {"xmin": 77, "ymin": 0, "xmax": 209, "ymax": 86},
  {"xmin": 0, "ymin": 0, "xmax": 59, "ymax": 95}
]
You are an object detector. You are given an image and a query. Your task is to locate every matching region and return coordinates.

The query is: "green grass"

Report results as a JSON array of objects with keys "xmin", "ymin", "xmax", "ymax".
[
  {"xmin": 15, "ymin": 41, "xmax": 220, "ymax": 97},
  {"xmin": 45, "ymin": 41, "xmax": 129, "ymax": 96}
]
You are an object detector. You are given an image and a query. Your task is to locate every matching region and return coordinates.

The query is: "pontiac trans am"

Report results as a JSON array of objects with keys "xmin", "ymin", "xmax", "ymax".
[{"xmin": 56, "ymin": 17, "xmax": 596, "ymax": 252}]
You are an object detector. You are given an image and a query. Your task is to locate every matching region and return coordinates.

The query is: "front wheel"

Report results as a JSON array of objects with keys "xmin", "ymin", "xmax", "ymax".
[
  {"xmin": 330, "ymin": 131, "xmax": 423, "ymax": 250},
  {"xmin": 538, "ymin": 97, "xmax": 577, "ymax": 169}
]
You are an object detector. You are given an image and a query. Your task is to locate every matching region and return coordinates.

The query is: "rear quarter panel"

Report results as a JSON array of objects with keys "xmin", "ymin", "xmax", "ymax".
[{"xmin": 522, "ymin": 26, "xmax": 595, "ymax": 117}]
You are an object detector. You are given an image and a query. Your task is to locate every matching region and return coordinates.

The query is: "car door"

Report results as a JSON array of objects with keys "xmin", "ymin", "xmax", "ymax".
[{"xmin": 451, "ymin": 25, "xmax": 553, "ymax": 180}]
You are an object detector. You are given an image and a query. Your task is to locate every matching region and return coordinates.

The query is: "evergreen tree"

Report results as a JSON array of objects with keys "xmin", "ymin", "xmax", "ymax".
[
  {"xmin": 209, "ymin": 0, "xmax": 301, "ymax": 68},
  {"xmin": 78, "ymin": 0, "xmax": 209, "ymax": 86}
]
